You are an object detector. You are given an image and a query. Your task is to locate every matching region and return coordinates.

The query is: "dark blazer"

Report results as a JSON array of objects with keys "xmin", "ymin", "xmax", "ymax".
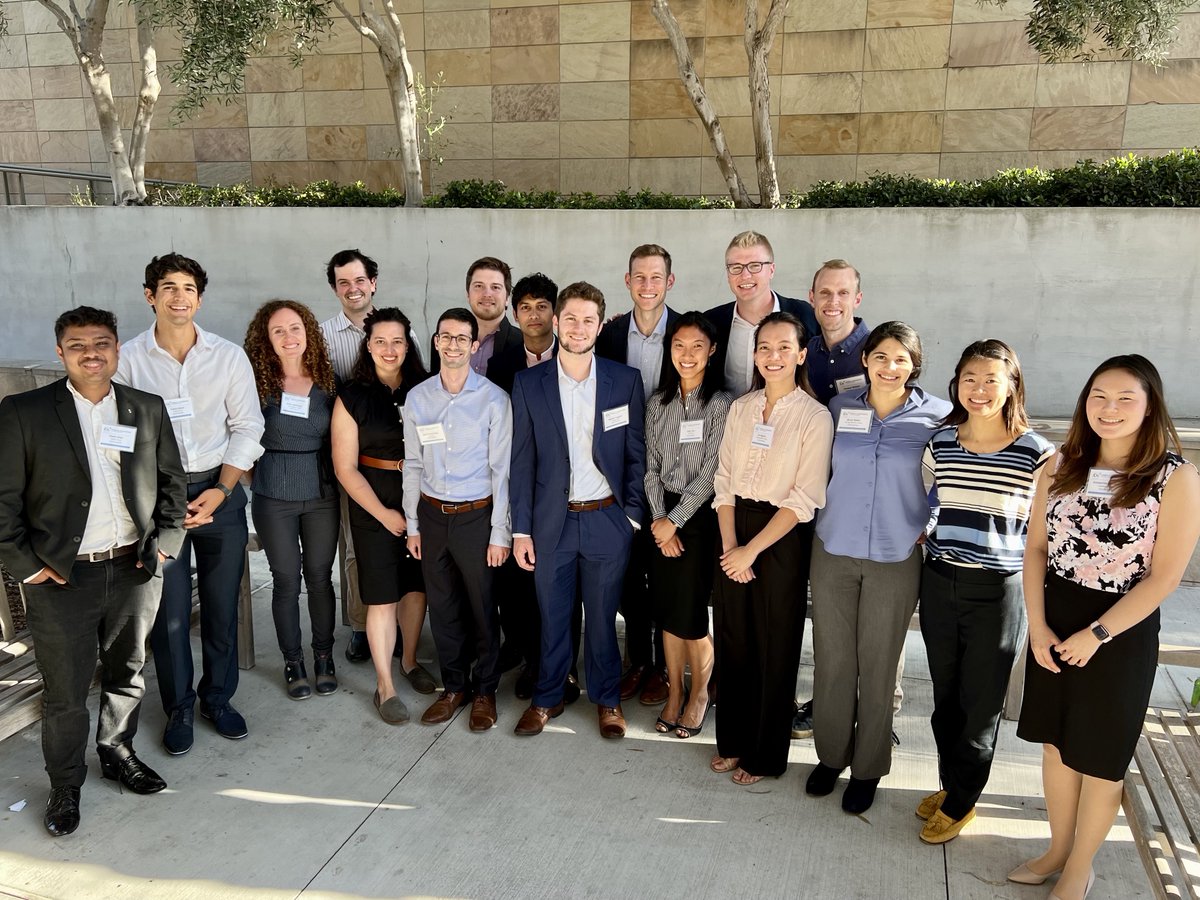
[
  {"xmin": 0, "ymin": 379, "xmax": 188, "ymax": 584},
  {"xmin": 430, "ymin": 316, "xmax": 522, "ymax": 376},
  {"xmin": 509, "ymin": 356, "xmax": 646, "ymax": 551},
  {"xmin": 704, "ymin": 292, "xmax": 820, "ymax": 389},
  {"xmin": 594, "ymin": 308, "xmax": 680, "ymax": 392},
  {"xmin": 486, "ymin": 338, "xmax": 558, "ymax": 395}
]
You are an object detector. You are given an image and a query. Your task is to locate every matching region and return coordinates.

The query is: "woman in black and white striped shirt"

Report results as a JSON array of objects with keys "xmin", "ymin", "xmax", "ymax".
[{"xmin": 644, "ymin": 312, "xmax": 732, "ymax": 739}]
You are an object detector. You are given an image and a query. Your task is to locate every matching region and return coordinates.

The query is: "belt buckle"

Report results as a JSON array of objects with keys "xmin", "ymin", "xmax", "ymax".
[
  {"xmin": 86, "ymin": 549, "xmax": 106, "ymax": 562},
  {"xmin": 440, "ymin": 501, "xmax": 455, "ymax": 514}
]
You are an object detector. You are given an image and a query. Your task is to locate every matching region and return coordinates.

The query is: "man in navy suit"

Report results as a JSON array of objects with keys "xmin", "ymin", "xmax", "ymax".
[
  {"xmin": 510, "ymin": 282, "xmax": 646, "ymax": 739},
  {"xmin": 705, "ymin": 230, "xmax": 820, "ymax": 397}
]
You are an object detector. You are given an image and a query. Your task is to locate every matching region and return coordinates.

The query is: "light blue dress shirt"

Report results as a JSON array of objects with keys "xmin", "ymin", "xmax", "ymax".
[
  {"xmin": 626, "ymin": 309, "xmax": 667, "ymax": 401},
  {"xmin": 558, "ymin": 356, "xmax": 613, "ymax": 502},
  {"xmin": 815, "ymin": 386, "xmax": 952, "ymax": 563}
]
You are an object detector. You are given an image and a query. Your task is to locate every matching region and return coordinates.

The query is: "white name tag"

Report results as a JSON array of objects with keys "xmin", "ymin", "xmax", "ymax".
[
  {"xmin": 279, "ymin": 392, "xmax": 310, "ymax": 418},
  {"xmin": 417, "ymin": 423, "xmax": 447, "ymax": 445},
  {"xmin": 751, "ymin": 423, "xmax": 774, "ymax": 449},
  {"xmin": 1085, "ymin": 467, "xmax": 1117, "ymax": 499},
  {"xmin": 165, "ymin": 397, "xmax": 194, "ymax": 421},
  {"xmin": 837, "ymin": 408, "xmax": 873, "ymax": 434},
  {"xmin": 99, "ymin": 423, "xmax": 137, "ymax": 452},
  {"xmin": 679, "ymin": 420, "xmax": 704, "ymax": 444},
  {"xmin": 835, "ymin": 374, "xmax": 867, "ymax": 394},
  {"xmin": 602, "ymin": 405, "xmax": 630, "ymax": 431}
]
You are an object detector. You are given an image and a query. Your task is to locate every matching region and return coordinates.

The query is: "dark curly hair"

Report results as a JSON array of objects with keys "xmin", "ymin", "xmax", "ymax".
[
  {"xmin": 244, "ymin": 299, "xmax": 336, "ymax": 403},
  {"xmin": 350, "ymin": 307, "xmax": 428, "ymax": 386}
]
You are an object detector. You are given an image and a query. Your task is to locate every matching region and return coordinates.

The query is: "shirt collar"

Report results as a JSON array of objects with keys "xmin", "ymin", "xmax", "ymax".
[
  {"xmin": 335, "ymin": 310, "xmax": 366, "ymax": 334},
  {"xmin": 731, "ymin": 294, "xmax": 781, "ymax": 327},
  {"xmin": 526, "ymin": 336, "xmax": 556, "ymax": 361},
  {"xmin": 628, "ymin": 309, "xmax": 668, "ymax": 340},
  {"xmin": 557, "ymin": 354, "xmax": 596, "ymax": 388},
  {"xmin": 66, "ymin": 380, "xmax": 115, "ymax": 407},
  {"xmin": 818, "ymin": 318, "xmax": 870, "ymax": 354},
  {"xmin": 437, "ymin": 367, "xmax": 485, "ymax": 396}
]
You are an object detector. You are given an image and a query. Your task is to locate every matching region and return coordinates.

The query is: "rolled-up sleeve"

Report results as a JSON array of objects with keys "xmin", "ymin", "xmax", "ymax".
[{"xmin": 222, "ymin": 351, "xmax": 265, "ymax": 470}]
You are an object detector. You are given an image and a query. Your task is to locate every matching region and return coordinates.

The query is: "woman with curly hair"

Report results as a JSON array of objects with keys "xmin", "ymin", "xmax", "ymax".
[{"xmin": 244, "ymin": 299, "xmax": 340, "ymax": 700}]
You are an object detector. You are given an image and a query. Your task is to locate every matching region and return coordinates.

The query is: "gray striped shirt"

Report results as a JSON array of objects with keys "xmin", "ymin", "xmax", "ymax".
[
  {"xmin": 319, "ymin": 311, "xmax": 365, "ymax": 382},
  {"xmin": 644, "ymin": 386, "xmax": 732, "ymax": 527}
]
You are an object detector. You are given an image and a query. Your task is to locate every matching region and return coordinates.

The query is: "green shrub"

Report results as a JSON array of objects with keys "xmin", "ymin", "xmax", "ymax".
[{"xmin": 149, "ymin": 149, "xmax": 1200, "ymax": 209}]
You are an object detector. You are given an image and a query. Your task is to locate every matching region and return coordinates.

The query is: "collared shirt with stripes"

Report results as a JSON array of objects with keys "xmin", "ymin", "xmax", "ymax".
[
  {"xmin": 922, "ymin": 425, "xmax": 1055, "ymax": 575},
  {"xmin": 644, "ymin": 386, "xmax": 732, "ymax": 527},
  {"xmin": 319, "ymin": 309, "xmax": 423, "ymax": 382}
]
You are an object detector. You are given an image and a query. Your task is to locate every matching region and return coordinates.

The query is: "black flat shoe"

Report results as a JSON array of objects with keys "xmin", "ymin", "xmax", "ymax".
[
  {"xmin": 805, "ymin": 762, "xmax": 845, "ymax": 797},
  {"xmin": 44, "ymin": 785, "xmax": 81, "ymax": 836},
  {"xmin": 344, "ymin": 630, "xmax": 370, "ymax": 662},
  {"xmin": 285, "ymin": 659, "xmax": 312, "ymax": 700},
  {"xmin": 100, "ymin": 754, "xmax": 167, "ymax": 794},
  {"xmin": 162, "ymin": 706, "xmax": 194, "ymax": 756},
  {"xmin": 842, "ymin": 776, "xmax": 880, "ymax": 814}
]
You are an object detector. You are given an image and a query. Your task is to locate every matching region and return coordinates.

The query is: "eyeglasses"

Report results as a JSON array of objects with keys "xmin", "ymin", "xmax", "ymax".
[
  {"xmin": 725, "ymin": 261, "xmax": 772, "ymax": 275},
  {"xmin": 435, "ymin": 333, "xmax": 473, "ymax": 348}
]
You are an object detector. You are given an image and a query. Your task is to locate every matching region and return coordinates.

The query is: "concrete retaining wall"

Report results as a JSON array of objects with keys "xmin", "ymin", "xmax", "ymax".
[{"xmin": 2, "ymin": 206, "xmax": 1197, "ymax": 415}]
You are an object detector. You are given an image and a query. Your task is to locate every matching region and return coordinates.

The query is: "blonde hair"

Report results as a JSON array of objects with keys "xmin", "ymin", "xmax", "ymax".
[
  {"xmin": 726, "ymin": 231, "xmax": 773, "ymax": 259},
  {"xmin": 811, "ymin": 258, "xmax": 861, "ymax": 293}
]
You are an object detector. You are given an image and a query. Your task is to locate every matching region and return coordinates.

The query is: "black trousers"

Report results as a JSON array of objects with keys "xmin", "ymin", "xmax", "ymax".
[
  {"xmin": 417, "ymin": 498, "xmax": 501, "ymax": 695},
  {"xmin": 25, "ymin": 555, "xmax": 160, "ymax": 788},
  {"xmin": 251, "ymin": 492, "xmax": 339, "ymax": 660},
  {"xmin": 919, "ymin": 557, "xmax": 1024, "ymax": 820},
  {"xmin": 620, "ymin": 527, "xmax": 664, "ymax": 669},
  {"xmin": 713, "ymin": 500, "xmax": 813, "ymax": 777}
]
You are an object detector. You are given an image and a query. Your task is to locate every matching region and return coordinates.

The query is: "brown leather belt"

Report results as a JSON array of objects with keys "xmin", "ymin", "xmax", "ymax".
[
  {"xmin": 421, "ymin": 493, "xmax": 492, "ymax": 515},
  {"xmin": 359, "ymin": 455, "xmax": 404, "ymax": 471},
  {"xmin": 567, "ymin": 496, "xmax": 615, "ymax": 512},
  {"xmin": 77, "ymin": 543, "xmax": 137, "ymax": 563}
]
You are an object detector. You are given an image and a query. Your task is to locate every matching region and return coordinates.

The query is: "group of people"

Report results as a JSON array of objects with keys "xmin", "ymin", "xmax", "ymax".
[{"xmin": 1, "ymin": 234, "xmax": 1196, "ymax": 900}]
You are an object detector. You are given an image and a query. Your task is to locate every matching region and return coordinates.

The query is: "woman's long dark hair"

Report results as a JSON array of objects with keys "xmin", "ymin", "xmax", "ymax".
[
  {"xmin": 654, "ymin": 311, "xmax": 724, "ymax": 405},
  {"xmin": 941, "ymin": 339, "xmax": 1028, "ymax": 436},
  {"xmin": 1051, "ymin": 354, "xmax": 1181, "ymax": 509},
  {"xmin": 749, "ymin": 311, "xmax": 814, "ymax": 398},
  {"xmin": 350, "ymin": 307, "xmax": 428, "ymax": 386}
]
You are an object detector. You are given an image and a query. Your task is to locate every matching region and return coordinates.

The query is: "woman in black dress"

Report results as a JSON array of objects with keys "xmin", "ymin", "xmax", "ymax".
[
  {"xmin": 1014, "ymin": 355, "xmax": 1200, "ymax": 899},
  {"xmin": 331, "ymin": 308, "xmax": 432, "ymax": 725}
]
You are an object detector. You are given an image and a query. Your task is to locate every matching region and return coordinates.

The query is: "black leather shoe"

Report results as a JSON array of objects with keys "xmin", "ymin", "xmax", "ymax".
[
  {"xmin": 162, "ymin": 706, "xmax": 194, "ymax": 756},
  {"xmin": 344, "ymin": 630, "xmax": 370, "ymax": 662},
  {"xmin": 563, "ymin": 673, "xmax": 581, "ymax": 705},
  {"xmin": 44, "ymin": 786, "xmax": 81, "ymax": 837},
  {"xmin": 805, "ymin": 762, "xmax": 845, "ymax": 797},
  {"xmin": 200, "ymin": 702, "xmax": 249, "ymax": 740},
  {"xmin": 514, "ymin": 665, "xmax": 536, "ymax": 700},
  {"xmin": 100, "ymin": 754, "xmax": 167, "ymax": 794},
  {"xmin": 314, "ymin": 654, "xmax": 338, "ymax": 695},
  {"xmin": 285, "ymin": 659, "xmax": 312, "ymax": 700},
  {"xmin": 842, "ymin": 776, "xmax": 880, "ymax": 814}
]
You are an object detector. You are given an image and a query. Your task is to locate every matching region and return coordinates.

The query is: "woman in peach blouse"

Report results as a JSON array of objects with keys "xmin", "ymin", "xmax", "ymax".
[{"xmin": 709, "ymin": 311, "xmax": 833, "ymax": 786}]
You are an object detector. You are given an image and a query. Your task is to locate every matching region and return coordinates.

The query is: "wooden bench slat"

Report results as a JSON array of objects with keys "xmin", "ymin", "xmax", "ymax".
[
  {"xmin": 1127, "ymin": 735, "xmax": 1189, "ymax": 899},
  {"xmin": 1146, "ymin": 716, "xmax": 1200, "ymax": 892}
]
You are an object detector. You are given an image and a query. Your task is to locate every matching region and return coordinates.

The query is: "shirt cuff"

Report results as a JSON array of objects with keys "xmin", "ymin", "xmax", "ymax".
[
  {"xmin": 513, "ymin": 533, "xmax": 531, "ymax": 539},
  {"xmin": 628, "ymin": 516, "xmax": 640, "ymax": 531}
]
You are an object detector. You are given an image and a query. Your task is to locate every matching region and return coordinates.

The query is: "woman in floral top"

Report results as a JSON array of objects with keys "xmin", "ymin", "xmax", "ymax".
[{"xmin": 1014, "ymin": 355, "xmax": 1200, "ymax": 899}]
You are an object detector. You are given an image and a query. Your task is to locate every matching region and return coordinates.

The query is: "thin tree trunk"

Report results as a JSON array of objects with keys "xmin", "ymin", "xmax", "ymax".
[
  {"xmin": 127, "ymin": 8, "xmax": 160, "ymax": 203},
  {"xmin": 745, "ymin": 0, "xmax": 788, "ymax": 208},
  {"xmin": 651, "ymin": 0, "xmax": 753, "ymax": 208}
]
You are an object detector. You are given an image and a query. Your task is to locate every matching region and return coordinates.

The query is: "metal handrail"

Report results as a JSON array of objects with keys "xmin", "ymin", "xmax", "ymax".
[{"xmin": 0, "ymin": 163, "xmax": 198, "ymax": 205}]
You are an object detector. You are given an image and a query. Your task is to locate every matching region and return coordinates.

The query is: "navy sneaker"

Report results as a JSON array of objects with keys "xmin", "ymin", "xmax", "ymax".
[
  {"xmin": 200, "ymin": 702, "xmax": 248, "ymax": 740},
  {"xmin": 163, "ymin": 706, "xmax": 194, "ymax": 755}
]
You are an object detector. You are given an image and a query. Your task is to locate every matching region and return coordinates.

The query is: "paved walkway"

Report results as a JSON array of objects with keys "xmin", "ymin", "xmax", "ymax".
[{"xmin": 1, "ymin": 553, "xmax": 1195, "ymax": 899}]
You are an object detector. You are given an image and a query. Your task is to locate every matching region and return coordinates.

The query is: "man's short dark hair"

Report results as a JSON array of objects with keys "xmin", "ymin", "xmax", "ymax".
[
  {"xmin": 555, "ymin": 282, "xmax": 605, "ymax": 320},
  {"xmin": 144, "ymin": 253, "xmax": 207, "ymax": 296},
  {"xmin": 628, "ymin": 244, "xmax": 672, "ymax": 276},
  {"xmin": 466, "ymin": 257, "xmax": 512, "ymax": 296},
  {"xmin": 55, "ymin": 306, "xmax": 118, "ymax": 344},
  {"xmin": 512, "ymin": 272, "xmax": 558, "ymax": 306},
  {"xmin": 436, "ymin": 307, "xmax": 479, "ymax": 342},
  {"xmin": 326, "ymin": 249, "xmax": 379, "ymax": 287}
]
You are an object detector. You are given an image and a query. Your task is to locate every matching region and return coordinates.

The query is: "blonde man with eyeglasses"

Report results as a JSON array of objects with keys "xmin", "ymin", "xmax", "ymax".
[{"xmin": 704, "ymin": 231, "xmax": 820, "ymax": 397}]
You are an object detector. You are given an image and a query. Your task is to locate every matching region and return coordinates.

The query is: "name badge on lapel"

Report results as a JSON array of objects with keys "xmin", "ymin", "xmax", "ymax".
[
  {"xmin": 165, "ymin": 397, "xmax": 194, "ymax": 421},
  {"xmin": 99, "ymin": 424, "xmax": 137, "ymax": 452},
  {"xmin": 837, "ymin": 408, "xmax": 873, "ymax": 434},
  {"xmin": 602, "ymin": 405, "xmax": 630, "ymax": 431},
  {"xmin": 280, "ymin": 392, "xmax": 310, "ymax": 418},
  {"xmin": 1085, "ymin": 468, "xmax": 1117, "ymax": 500},
  {"xmin": 417, "ymin": 423, "xmax": 447, "ymax": 445}
]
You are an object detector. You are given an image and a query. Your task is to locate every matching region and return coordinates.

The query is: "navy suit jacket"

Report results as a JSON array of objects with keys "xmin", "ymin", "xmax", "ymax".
[
  {"xmin": 486, "ymin": 338, "xmax": 558, "ymax": 395},
  {"xmin": 704, "ymin": 292, "xmax": 819, "ymax": 390},
  {"xmin": 594, "ymin": 308, "xmax": 680, "ymax": 393},
  {"xmin": 0, "ymin": 379, "xmax": 187, "ymax": 584},
  {"xmin": 509, "ymin": 356, "xmax": 646, "ymax": 551}
]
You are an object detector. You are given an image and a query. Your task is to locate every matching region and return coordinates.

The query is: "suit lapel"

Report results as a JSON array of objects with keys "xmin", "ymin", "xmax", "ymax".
[
  {"xmin": 54, "ymin": 380, "xmax": 90, "ymax": 475},
  {"xmin": 593, "ymin": 359, "xmax": 614, "ymax": 469},
  {"xmin": 539, "ymin": 358, "xmax": 569, "ymax": 449},
  {"xmin": 114, "ymin": 384, "xmax": 139, "ymax": 498}
]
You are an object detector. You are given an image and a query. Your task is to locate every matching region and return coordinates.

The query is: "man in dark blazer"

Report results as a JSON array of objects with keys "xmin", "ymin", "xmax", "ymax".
[
  {"xmin": 0, "ymin": 307, "xmax": 187, "ymax": 837},
  {"xmin": 705, "ymin": 230, "xmax": 820, "ymax": 397},
  {"xmin": 509, "ymin": 282, "xmax": 646, "ymax": 739},
  {"xmin": 431, "ymin": 256, "xmax": 523, "ymax": 377},
  {"xmin": 595, "ymin": 244, "xmax": 680, "ymax": 707},
  {"xmin": 486, "ymin": 271, "xmax": 559, "ymax": 395}
]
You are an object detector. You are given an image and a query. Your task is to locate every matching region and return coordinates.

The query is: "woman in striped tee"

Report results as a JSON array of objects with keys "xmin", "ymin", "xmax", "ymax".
[{"xmin": 916, "ymin": 340, "xmax": 1053, "ymax": 845}]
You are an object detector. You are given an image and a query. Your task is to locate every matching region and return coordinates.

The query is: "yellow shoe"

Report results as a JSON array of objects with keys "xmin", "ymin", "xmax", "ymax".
[
  {"xmin": 916, "ymin": 789, "xmax": 946, "ymax": 820},
  {"xmin": 919, "ymin": 807, "xmax": 976, "ymax": 844}
]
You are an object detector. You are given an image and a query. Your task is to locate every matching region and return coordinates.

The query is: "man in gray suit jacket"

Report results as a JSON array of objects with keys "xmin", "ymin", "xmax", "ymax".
[{"xmin": 0, "ymin": 307, "xmax": 187, "ymax": 837}]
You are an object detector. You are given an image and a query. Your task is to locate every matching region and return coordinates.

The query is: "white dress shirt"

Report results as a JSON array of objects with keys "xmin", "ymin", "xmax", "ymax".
[
  {"xmin": 116, "ymin": 323, "xmax": 264, "ymax": 473},
  {"xmin": 557, "ymin": 355, "xmax": 612, "ymax": 502},
  {"xmin": 68, "ymin": 382, "xmax": 139, "ymax": 554},
  {"xmin": 724, "ymin": 294, "xmax": 782, "ymax": 398},
  {"xmin": 525, "ymin": 337, "xmax": 556, "ymax": 367},
  {"xmin": 626, "ymin": 309, "xmax": 667, "ymax": 401}
]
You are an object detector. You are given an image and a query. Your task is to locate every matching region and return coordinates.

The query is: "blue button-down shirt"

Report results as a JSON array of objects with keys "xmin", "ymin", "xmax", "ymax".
[
  {"xmin": 626, "ymin": 309, "xmax": 667, "ymax": 401},
  {"xmin": 815, "ymin": 385, "xmax": 952, "ymax": 563},
  {"xmin": 402, "ymin": 368, "xmax": 514, "ymax": 546},
  {"xmin": 808, "ymin": 318, "xmax": 871, "ymax": 406}
]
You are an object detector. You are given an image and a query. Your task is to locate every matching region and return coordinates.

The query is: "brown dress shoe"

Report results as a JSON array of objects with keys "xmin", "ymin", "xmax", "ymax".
[
  {"xmin": 639, "ymin": 668, "xmax": 670, "ymax": 705},
  {"xmin": 420, "ymin": 690, "xmax": 469, "ymax": 725},
  {"xmin": 598, "ymin": 704, "xmax": 627, "ymax": 739},
  {"xmin": 618, "ymin": 665, "xmax": 648, "ymax": 701},
  {"xmin": 468, "ymin": 694, "xmax": 497, "ymax": 732},
  {"xmin": 514, "ymin": 702, "xmax": 565, "ymax": 736}
]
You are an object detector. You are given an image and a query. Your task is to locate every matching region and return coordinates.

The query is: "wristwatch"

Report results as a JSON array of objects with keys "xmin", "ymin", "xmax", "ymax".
[
  {"xmin": 214, "ymin": 483, "xmax": 233, "ymax": 501},
  {"xmin": 1090, "ymin": 621, "xmax": 1112, "ymax": 644}
]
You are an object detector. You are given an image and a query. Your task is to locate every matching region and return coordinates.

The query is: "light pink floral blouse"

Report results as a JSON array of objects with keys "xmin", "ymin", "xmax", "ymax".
[{"xmin": 1047, "ymin": 452, "xmax": 1188, "ymax": 593}]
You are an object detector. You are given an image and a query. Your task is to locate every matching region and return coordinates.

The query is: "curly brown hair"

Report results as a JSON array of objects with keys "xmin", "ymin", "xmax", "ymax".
[{"xmin": 244, "ymin": 299, "xmax": 336, "ymax": 403}]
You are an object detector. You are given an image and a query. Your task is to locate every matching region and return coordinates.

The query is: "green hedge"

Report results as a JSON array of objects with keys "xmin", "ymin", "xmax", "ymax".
[{"xmin": 149, "ymin": 149, "xmax": 1200, "ymax": 209}]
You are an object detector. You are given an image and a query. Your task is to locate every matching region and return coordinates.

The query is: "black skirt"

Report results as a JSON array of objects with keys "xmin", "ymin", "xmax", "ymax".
[
  {"xmin": 1016, "ymin": 571, "xmax": 1158, "ymax": 781},
  {"xmin": 648, "ymin": 491, "xmax": 717, "ymax": 640}
]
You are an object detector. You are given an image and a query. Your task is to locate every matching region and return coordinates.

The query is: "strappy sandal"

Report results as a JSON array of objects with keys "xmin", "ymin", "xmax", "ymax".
[{"xmin": 710, "ymin": 755, "xmax": 739, "ymax": 773}]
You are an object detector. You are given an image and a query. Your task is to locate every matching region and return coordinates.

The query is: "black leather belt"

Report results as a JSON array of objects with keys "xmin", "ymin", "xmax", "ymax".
[
  {"xmin": 77, "ymin": 543, "xmax": 137, "ymax": 563},
  {"xmin": 186, "ymin": 466, "xmax": 222, "ymax": 484}
]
